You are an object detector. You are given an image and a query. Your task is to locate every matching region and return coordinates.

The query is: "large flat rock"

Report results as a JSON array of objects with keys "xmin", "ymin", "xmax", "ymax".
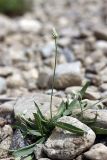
[{"xmin": 14, "ymin": 93, "xmax": 62, "ymax": 119}]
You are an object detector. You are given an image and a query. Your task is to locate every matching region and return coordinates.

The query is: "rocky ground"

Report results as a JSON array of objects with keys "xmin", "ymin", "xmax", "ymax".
[{"xmin": 1, "ymin": 0, "xmax": 107, "ymax": 159}]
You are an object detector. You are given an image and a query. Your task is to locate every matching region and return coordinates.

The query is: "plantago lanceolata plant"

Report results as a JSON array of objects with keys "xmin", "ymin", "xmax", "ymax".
[{"xmin": 11, "ymin": 29, "xmax": 107, "ymax": 160}]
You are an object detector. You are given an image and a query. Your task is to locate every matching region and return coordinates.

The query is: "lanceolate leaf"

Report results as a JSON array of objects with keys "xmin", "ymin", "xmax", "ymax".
[
  {"xmin": 27, "ymin": 129, "xmax": 41, "ymax": 137},
  {"xmin": 63, "ymin": 99, "xmax": 79, "ymax": 116},
  {"xmin": 13, "ymin": 137, "xmax": 45, "ymax": 158},
  {"xmin": 56, "ymin": 122, "xmax": 85, "ymax": 135},
  {"xmin": 52, "ymin": 101, "xmax": 66, "ymax": 121},
  {"xmin": 34, "ymin": 102, "xmax": 45, "ymax": 120},
  {"xmin": 33, "ymin": 113, "xmax": 44, "ymax": 136},
  {"xmin": 90, "ymin": 126, "xmax": 107, "ymax": 135},
  {"xmin": 13, "ymin": 143, "xmax": 36, "ymax": 157},
  {"xmin": 56, "ymin": 101, "xmax": 66, "ymax": 116},
  {"xmin": 23, "ymin": 155, "xmax": 32, "ymax": 160},
  {"xmin": 79, "ymin": 81, "xmax": 90, "ymax": 98}
]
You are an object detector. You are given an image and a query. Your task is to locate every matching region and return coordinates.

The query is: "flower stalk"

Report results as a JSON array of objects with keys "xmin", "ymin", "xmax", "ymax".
[{"xmin": 50, "ymin": 28, "xmax": 58, "ymax": 119}]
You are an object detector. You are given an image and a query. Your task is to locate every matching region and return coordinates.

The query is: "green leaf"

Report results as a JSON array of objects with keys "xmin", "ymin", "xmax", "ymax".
[
  {"xmin": 57, "ymin": 101, "xmax": 66, "ymax": 116},
  {"xmin": 63, "ymin": 99, "xmax": 79, "ymax": 116},
  {"xmin": 56, "ymin": 122, "xmax": 84, "ymax": 135},
  {"xmin": 23, "ymin": 155, "xmax": 33, "ymax": 160},
  {"xmin": 52, "ymin": 101, "xmax": 66, "ymax": 121},
  {"xmin": 33, "ymin": 113, "xmax": 44, "ymax": 136},
  {"xmin": 34, "ymin": 101, "xmax": 47, "ymax": 122},
  {"xmin": 90, "ymin": 126, "xmax": 107, "ymax": 134},
  {"xmin": 27, "ymin": 129, "xmax": 41, "ymax": 137},
  {"xmin": 13, "ymin": 137, "xmax": 45, "ymax": 158},
  {"xmin": 13, "ymin": 143, "xmax": 36, "ymax": 158},
  {"xmin": 79, "ymin": 81, "xmax": 90, "ymax": 98}
]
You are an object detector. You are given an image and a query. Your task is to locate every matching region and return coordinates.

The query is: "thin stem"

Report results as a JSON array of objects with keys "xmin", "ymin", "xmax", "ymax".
[{"xmin": 50, "ymin": 38, "xmax": 58, "ymax": 119}]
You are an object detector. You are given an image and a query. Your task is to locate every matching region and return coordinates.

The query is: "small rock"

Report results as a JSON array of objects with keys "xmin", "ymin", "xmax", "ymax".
[
  {"xmin": 34, "ymin": 144, "xmax": 45, "ymax": 159},
  {"xmin": 6, "ymin": 73, "xmax": 26, "ymax": 88},
  {"xmin": 49, "ymin": 62, "xmax": 82, "ymax": 89},
  {"xmin": 100, "ymin": 67, "xmax": 107, "ymax": 83},
  {"xmin": 44, "ymin": 116, "xmax": 95, "ymax": 160},
  {"xmin": 78, "ymin": 109, "xmax": 107, "ymax": 128},
  {"xmin": 11, "ymin": 129, "xmax": 26, "ymax": 150},
  {"xmin": 58, "ymin": 37, "xmax": 71, "ymax": 47},
  {"xmin": 85, "ymin": 36, "xmax": 96, "ymax": 51},
  {"xmin": 72, "ymin": 44, "xmax": 86, "ymax": 61},
  {"xmin": 0, "ymin": 77, "xmax": 7, "ymax": 94},
  {"xmin": 41, "ymin": 42, "xmax": 54, "ymax": 58},
  {"xmin": 94, "ymin": 28, "xmax": 107, "ymax": 40},
  {"xmin": 0, "ymin": 117, "xmax": 6, "ymax": 127},
  {"xmin": 96, "ymin": 40, "xmax": 107, "ymax": 51},
  {"xmin": 61, "ymin": 48, "xmax": 75, "ymax": 62},
  {"xmin": 83, "ymin": 143, "xmax": 107, "ymax": 160},
  {"xmin": 9, "ymin": 46, "xmax": 27, "ymax": 63},
  {"xmin": 75, "ymin": 155, "xmax": 83, "ymax": 160},
  {"xmin": 90, "ymin": 50, "xmax": 104, "ymax": 63},
  {"xmin": 0, "ymin": 67, "xmax": 13, "ymax": 77},
  {"xmin": 0, "ymin": 125, "xmax": 13, "ymax": 158},
  {"xmin": 86, "ymin": 73, "xmax": 101, "ymax": 86},
  {"xmin": 0, "ymin": 101, "xmax": 14, "ymax": 115},
  {"xmin": 60, "ymin": 28, "xmax": 80, "ymax": 38},
  {"xmin": 18, "ymin": 18, "xmax": 41, "ymax": 33},
  {"xmin": 38, "ymin": 67, "xmax": 52, "ymax": 89},
  {"xmin": 100, "ymin": 83, "xmax": 107, "ymax": 92}
]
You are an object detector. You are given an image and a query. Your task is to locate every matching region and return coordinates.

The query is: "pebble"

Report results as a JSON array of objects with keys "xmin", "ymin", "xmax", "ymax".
[
  {"xmin": 0, "ymin": 77, "xmax": 7, "ymax": 94},
  {"xmin": 49, "ymin": 62, "xmax": 82, "ymax": 89},
  {"xmin": 6, "ymin": 73, "xmax": 26, "ymax": 88},
  {"xmin": 0, "ymin": 125, "xmax": 13, "ymax": 158},
  {"xmin": 41, "ymin": 42, "xmax": 55, "ymax": 58},
  {"xmin": 84, "ymin": 143, "xmax": 107, "ymax": 160},
  {"xmin": 18, "ymin": 18, "xmax": 42, "ymax": 33}
]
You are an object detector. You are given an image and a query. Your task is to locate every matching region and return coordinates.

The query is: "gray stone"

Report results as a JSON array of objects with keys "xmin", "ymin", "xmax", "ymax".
[
  {"xmin": 0, "ymin": 77, "xmax": 7, "ymax": 94},
  {"xmin": 10, "ymin": 129, "xmax": 26, "ymax": 150},
  {"xmin": 94, "ymin": 28, "xmax": 107, "ymax": 40},
  {"xmin": 0, "ymin": 100, "xmax": 15, "ymax": 115},
  {"xmin": 100, "ymin": 83, "xmax": 107, "ymax": 92},
  {"xmin": 14, "ymin": 93, "xmax": 62, "ymax": 119},
  {"xmin": 83, "ymin": 143, "xmax": 107, "ymax": 160},
  {"xmin": 96, "ymin": 40, "xmax": 107, "ymax": 51},
  {"xmin": 6, "ymin": 73, "xmax": 26, "ymax": 88},
  {"xmin": 86, "ymin": 73, "xmax": 101, "ymax": 86},
  {"xmin": 44, "ymin": 116, "xmax": 95, "ymax": 160},
  {"xmin": 0, "ymin": 67, "xmax": 13, "ymax": 77},
  {"xmin": 0, "ymin": 117, "xmax": 6, "ymax": 127},
  {"xmin": 9, "ymin": 46, "xmax": 28, "ymax": 63},
  {"xmin": 61, "ymin": 48, "xmax": 75, "ymax": 62},
  {"xmin": 49, "ymin": 62, "xmax": 82, "ymax": 89},
  {"xmin": 38, "ymin": 69, "xmax": 52, "ymax": 89},
  {"xmin": 75, "ymin": 155, "xmax": 83, "ymax": 160},
  {"xmin": 0, "ymin": 125, "xmax": 13, "ymax": 158},
  {"xmin": 18, "ymin": 18, "xmax": 42, "ymax": 33},
  {"xmin": 41, "ymin": 42, "xmax": 54, "ymax": 58},
  {"xmin": 34, "ymin": 144, "xmax": 45, "ymax": 159},
  {"xmin": 58, "ymin": 37, "xmax": 71, "ymax": 47},
  {"xmin": 77, "ymin": 109, "xmax": 107, "ymax": 128}
]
